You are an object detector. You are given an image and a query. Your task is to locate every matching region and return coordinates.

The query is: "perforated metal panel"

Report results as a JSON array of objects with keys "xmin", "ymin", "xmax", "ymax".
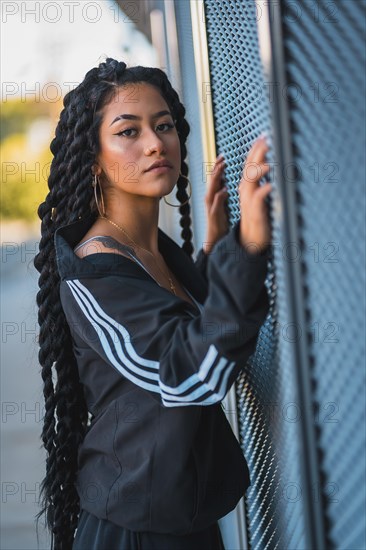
[
  {"xmin": 202, "ymin": 0, "xmax": 366, "ymax": 548},
  {"xmin": 204, "ymin": 1, "xmax": 309, "ymax": 548},
  {"xmin": 280, "ymin": 1, "xmax": 366, "ymax": 548}
]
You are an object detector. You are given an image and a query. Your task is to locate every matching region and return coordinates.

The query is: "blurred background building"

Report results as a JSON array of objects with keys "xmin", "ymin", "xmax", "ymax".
[{"xmin": 1, "ymin": 1, "xmax": 365, "ymax": 549}]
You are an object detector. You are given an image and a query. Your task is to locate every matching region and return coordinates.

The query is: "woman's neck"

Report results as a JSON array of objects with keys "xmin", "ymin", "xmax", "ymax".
[{"xmin": 98, "ymin": 196, "xmax": 161, "ymax": 255}]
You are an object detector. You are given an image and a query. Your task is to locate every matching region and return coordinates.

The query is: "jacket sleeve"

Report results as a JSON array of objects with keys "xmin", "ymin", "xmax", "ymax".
[
  {"xmin": 60, "ymin": 221, "xmax": 270, "ymax": 408},
  {"xmin": 194, "ymin": 248, "xmax": 209, "ymax": 284}
]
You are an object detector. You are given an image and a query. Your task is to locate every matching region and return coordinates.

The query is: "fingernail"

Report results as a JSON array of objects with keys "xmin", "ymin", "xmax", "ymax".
[{"xmin": 217, "ymin": 153, "xmax": 224, "ymax": 160}]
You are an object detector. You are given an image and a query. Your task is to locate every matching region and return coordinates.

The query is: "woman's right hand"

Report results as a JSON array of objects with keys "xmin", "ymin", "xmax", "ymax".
[{"xmin": 237, "ymin": 136, "xmax": 272, "ymax": 253}]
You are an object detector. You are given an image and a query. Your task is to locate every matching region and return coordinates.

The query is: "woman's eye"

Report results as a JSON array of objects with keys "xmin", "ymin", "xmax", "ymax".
[
  {"xmin": 115, "ymin": 122, "xmax": 174, "ymax": 137},
  {"xmin": 115, "ymin": 128, "xmax": 137, "ymax": 137},
  {"xmin": 157, "ymin": 122, "xmax": 175, "ymax": 131}
]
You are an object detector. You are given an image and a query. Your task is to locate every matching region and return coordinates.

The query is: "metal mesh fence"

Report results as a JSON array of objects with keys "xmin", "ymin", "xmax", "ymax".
[
  {"xmin": 281, "ymin": 1, "xmax": 366, "ymax": 548},
  {"xmin": 203, "ymin": 1, "xmax": 310, "ymax": 548},
  {"xmin": 202, "ymin": 0, "xmax": 365, "ymax": 547}
]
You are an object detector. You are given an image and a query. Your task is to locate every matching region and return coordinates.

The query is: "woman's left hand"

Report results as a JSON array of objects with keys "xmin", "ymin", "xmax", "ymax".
[{"xmin": 203, "ymin": 155, "xmax": 229, "ymax": 254}]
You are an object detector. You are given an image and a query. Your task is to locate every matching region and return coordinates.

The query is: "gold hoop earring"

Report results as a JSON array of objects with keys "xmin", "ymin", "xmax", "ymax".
[
  {"xmin": 92, "ymin": 174, "xmax": 106, "ymax": 216},
  {"xmin": 163, "ymin": 173, "xmax": 192, "ymax": 207}
]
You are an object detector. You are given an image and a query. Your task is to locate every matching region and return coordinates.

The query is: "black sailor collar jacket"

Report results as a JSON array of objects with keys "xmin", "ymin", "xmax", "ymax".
[{"xmin": 54, "ymin": 212, "xmax": 270, "ymax": 535}]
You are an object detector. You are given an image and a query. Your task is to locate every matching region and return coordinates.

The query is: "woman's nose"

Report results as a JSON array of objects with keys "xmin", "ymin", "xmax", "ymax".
[{"xmin": 144, "ymin": 132, "xmax": 166, "ymax": 156}]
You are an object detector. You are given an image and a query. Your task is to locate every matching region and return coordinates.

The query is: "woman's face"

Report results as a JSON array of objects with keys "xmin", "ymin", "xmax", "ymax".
[{"xmin": 94, "ymin": 82, "xmax": 181, "ymax": 201}]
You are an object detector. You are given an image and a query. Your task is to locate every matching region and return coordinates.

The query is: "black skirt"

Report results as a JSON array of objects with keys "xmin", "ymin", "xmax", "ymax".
[{"xmin": 72, "ymin": 509, "xmax": 226, "ymax": 550}]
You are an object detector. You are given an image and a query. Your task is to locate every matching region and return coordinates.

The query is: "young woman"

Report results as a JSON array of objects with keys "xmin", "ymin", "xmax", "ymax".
[{"xmin": 34, "ymin": 57, "xmax": 272, "ymax": 550}]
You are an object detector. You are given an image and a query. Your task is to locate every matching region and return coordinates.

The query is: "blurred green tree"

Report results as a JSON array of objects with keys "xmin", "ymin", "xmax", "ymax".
[{"xmin": 1, "ymin": 98, "xmax": 59, "ymax": 221}]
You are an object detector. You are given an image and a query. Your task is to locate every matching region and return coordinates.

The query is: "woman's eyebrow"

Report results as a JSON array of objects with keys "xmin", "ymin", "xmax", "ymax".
[{"xmin": 109, "ymin": 110, "xmax": 172, "ymax": 126}]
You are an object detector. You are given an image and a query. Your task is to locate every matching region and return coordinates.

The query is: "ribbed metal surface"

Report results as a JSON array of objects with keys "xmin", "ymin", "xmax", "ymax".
[
  {"xmin": 281, "ymin": 1, "xmax": 366, "ymax": 547},
  {"xmin": 173, "ymin": 0, "xmax": 208, "ymax": 255},
  {"xmin": 203, "ymin": 1, "xmax": 309, "ymax": 548}
]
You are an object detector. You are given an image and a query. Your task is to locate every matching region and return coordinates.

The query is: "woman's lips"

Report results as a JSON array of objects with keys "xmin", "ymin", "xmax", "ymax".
[{"xmin": 146, "ymin": 166, "xmax": 172, "ymax": 173}]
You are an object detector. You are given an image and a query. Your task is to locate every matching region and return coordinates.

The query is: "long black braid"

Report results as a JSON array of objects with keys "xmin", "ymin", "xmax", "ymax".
[{"xmin": 34, "ymin": 57, "xmax": 193, "ymax": 549}]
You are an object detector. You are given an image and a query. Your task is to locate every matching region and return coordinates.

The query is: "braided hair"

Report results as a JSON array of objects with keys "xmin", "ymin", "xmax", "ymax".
[{"xmin": 34, "ymin": 57, "xmax": 193, "ymax": 549}]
